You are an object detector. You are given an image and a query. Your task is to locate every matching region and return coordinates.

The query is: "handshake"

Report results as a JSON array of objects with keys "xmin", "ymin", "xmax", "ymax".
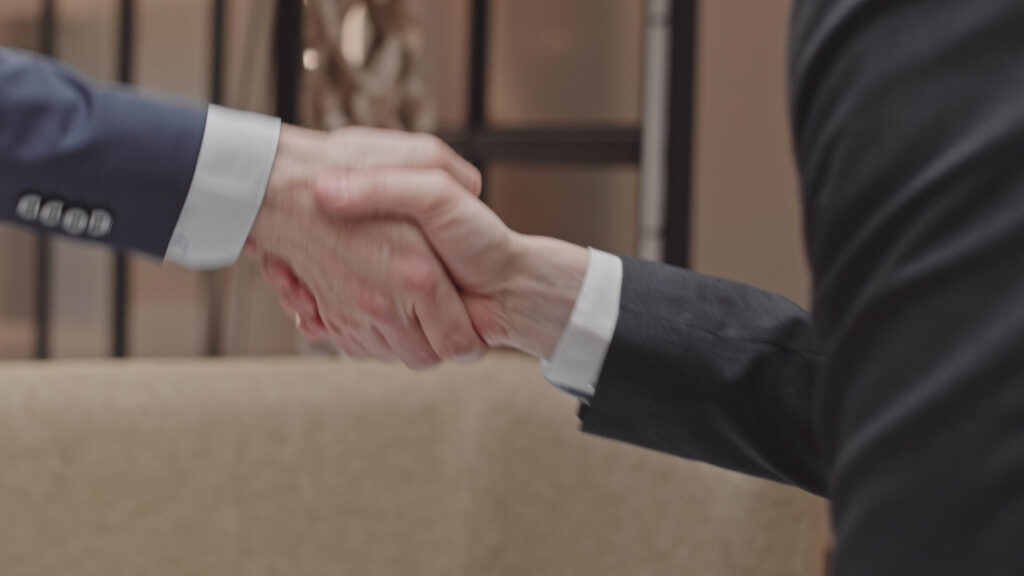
[{"xmin": 245, "ymin": 125, "xmax": 591, "ymax": 368}]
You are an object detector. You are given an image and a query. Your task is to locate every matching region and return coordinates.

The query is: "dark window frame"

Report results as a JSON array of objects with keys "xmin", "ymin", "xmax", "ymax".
[{"xmin": 27, "ymin": 0, "xmax": 694, "ymax": 358}]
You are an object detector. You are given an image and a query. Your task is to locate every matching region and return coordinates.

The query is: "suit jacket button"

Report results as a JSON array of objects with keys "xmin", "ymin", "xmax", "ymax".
[
  {"xmin": 38, "ymin": 200, "xmax": 64, "ymax": 228},
  {"xmin": 15, "ymin": 193, "xmax": 41, "ymax": 222},
  {"xmin": 88, "ymin": 209, "xmax": 113, "ymax": 238},
  {"xmin": 61, "ymin": 207, "xmax": 90, "ymax": 236}
]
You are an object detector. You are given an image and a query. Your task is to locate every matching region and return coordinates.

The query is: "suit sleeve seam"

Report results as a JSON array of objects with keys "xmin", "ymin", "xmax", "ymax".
[{"xmin": 622, "ymin": 302, "xmax": 825, "ymax": 359}]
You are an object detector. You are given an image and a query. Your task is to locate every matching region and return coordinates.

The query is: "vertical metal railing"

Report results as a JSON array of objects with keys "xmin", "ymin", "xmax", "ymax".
[
  {"xmin": 204, "ymin": 0, "xmax": 227, "ymax": 357},
  {"xmin": 113, "ymin": 0, "xmax": 134, "ymax": 358},
  {"xmin": 663, "ymin": 0, "xmax": 696, "ymax": 268},
  {"xmin": 34, "ymin": 0, "xmax": 56, "ymax": 359},
  {"xmin": 468, "ymin": 0, "xmax": 489, "ymax": 201},
  {"xmin": 639, "ymin": 0, "xmax": 673, "ymax": 263},
  {"xmin": 274, "ymin": 0, "xmax": 302, "ymax": 124},
  {"xmin": 26, "ymin": 0, "xmax": 686, "ymax": 359}
]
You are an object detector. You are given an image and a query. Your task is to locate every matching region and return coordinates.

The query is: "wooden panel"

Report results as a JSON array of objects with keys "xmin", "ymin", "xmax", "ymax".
[{"xmin": 690, "ymin": 0, "xmax": 811, "ymax": 307}]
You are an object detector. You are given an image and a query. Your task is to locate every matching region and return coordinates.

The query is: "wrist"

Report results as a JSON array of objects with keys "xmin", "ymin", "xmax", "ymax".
[
  {"xmin": 491, "ymin": 234, "xmax": 589, "ymax": 359},
  {"xmin": 247, "ymin": 124, "xmax": 325, "ymax": 252}
]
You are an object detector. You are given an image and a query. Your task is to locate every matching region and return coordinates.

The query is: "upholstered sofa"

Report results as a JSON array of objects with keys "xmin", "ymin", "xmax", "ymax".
[{"xmin": 0, "ymin": 352, "xmax": 826, "ymax": 575}]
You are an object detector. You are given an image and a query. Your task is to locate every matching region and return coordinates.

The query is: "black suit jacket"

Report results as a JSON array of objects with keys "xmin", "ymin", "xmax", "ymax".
[
  {"xmin": 582, "ymin": 1, "xmax": 1024, "ymax": 574},
  {"xmin": 582, "ymin": 259, "xmax": 825, "ymax": 494}
]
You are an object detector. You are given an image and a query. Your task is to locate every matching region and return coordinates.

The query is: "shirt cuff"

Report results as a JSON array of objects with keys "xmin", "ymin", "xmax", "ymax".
[
  {"xmin": 541, "ymin": 249, "xmax": 623, "ymax": 400},
  {"xmin": 164, "ymin": 104, "xmax": 282, "ymax": 269}
]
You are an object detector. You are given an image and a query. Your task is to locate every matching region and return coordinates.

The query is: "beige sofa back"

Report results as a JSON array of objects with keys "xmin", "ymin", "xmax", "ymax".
[{"xmin": 0, "ymin": 353, "xmax": 826, "ymax": 575}]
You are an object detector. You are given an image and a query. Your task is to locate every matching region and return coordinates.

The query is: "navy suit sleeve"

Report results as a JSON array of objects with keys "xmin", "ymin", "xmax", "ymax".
[
  {"xmin": 579, "ymin": 257, "xmax": 826, "ymax": 495},
  {"xmin": 0, "ymin": 47, "xmax": 206, "ymax": 257}
]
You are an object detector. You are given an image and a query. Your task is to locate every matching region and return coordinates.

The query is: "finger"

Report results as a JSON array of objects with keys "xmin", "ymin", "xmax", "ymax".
[
  {"xmin": 315, "ymin": 169, "xmax": 461, "ymax": 224},
  {"xmin": 281, "ymin": 287, "xmax": 323, "ymax": 340},
  {"xmin": 287, "ymin": 276, "xmax": 324, "ymax": 327},
  {"xmin": 462, "ymin": 294, "xmax": 507, "ymax": 349},
  {"xmin": 435, "ymin": 148, "xmax": 482, "ymax": 198},
  {"xmin": 289, "ymin": 296, "xmax": 321, "ymax": 328},
  {"xmin": 278, "ymin": 291, "xmax": 297, "ymax": 314},
  {"xmin": 262, "ymin": 258, "xmax": 299, "ymax": 291},
  {"xmin": 377, "ymin": 321, "xmax": 441, "ymax": 370},
  {"xmin": 285, "ymin": 282, "xmax": 319, "ymax": 319},
  {"xmin": 358, "ymin": 324, "xmax": 398, "ymax": 363},
  {"xmin": 447, "ymin": 156, "xmax": 482, "ymax": 198},
  {"xmin": 264, "ymin": 258, "xmax": 325, "ymax": 326},
  {"xmin": 413, "ymin": 275, "xmax": 487, "ymax": 364},
  {"xmin": 285, "ymin": 295, "xmax": 322, "ymax": 333},
  {"xmin": 332, "ymin": 334, "xmax": 370, "ymax": 359},
  {"xmin": 272, "ymin": 276, "xmax": 303, "ymax": 316},
  {"xmin": 338, "ymin": 130, "xmax": 482, "ymax": 196},
  {"xmin": 297, "ymin": 315, "xmax": 328, "ymax": 341}
]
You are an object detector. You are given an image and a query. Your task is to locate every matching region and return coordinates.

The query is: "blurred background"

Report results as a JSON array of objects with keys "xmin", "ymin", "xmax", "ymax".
[
  {"xmin": 0, "ymin": 0, "xmax": 807, "ymax": 361},
  {"xmin": 0, "ymin": 2, "xmax": 827, "ymax": 574}
]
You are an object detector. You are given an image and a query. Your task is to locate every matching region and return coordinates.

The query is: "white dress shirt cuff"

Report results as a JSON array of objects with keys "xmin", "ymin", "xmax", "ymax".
[
  {"xmin": 541, "ymin": 249, "xmax": 623, "ymax": 399},
  {"xmin": 165, "ymin": 104, "xmax": 282, "ymax": 269}
]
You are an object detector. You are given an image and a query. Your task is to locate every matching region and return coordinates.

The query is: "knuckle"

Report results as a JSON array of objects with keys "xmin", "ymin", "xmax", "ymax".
[
  {"xmin": 356, "ymin": 290, "xmax": 395, "ymax": 323},
  {"xmin": 404, "ymin": 351, "xmax": 441, "ymax": 371},
  {"xmin": 420, "ymin": 134, "xmax": 450, "ymax": 166},
  {"xmin": 324, "ymin": 310, "xmax": 353, "ymax": 332},
  {"xmin": 421, "ymin": 169, "xmax": 458, "ymax": 212},
  {"xmin": 352, "ymin": 172, "xmax": 380, "ymax": 195},
  {"xmin": 337, "ymin": 342, "xmax": 365, "ymax": 359},
  {"xmin": 469, "ymin": 167, "xmax": 483, "ymax": 195},
  {"xmin": 399, "ymin": 260, "xmax": 441, "ymax": 297},
  {"xmin": 439, "ymin": 335, "xmax": 481, "ymax": 360},
  {"xmin": 427, "ymin": 168, "xmax": 457, "ymax": 191}
]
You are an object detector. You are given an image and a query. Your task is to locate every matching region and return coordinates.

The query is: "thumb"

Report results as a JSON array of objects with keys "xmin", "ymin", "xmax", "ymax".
[
  {"xmin": 315, "ymin": 170, "xmax": 457, "ymax": 226},
  {"xmin": 463, "ymin": 295, "xmax": 512, "ymax": 350}
]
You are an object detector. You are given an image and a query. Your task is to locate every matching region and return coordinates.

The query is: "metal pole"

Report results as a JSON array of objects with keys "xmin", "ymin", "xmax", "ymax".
[
  {"xmin": 663, "ymin": 0, "xmax": 696, "ymax": 267},
  {"xmin": 274, "ymin": 0, "xmax": 302, "ymax": 123},
  {"xmin": 113, "ymin": 0, "xmax": 134, "ymax": 357},
  {"xmin": 638, "ymin": 0, "xmax": 674, "ymax": 262},
  {"xmin": 35, "ymin": 0, "xmax": 57, "ymax": 359},
  {"xmin": 204, "ymin": 0, "xmax": 227, "ymax": 357},
  {"xmin": 468, "ymin": 0, "xmax": 488, "ymax": 200}
]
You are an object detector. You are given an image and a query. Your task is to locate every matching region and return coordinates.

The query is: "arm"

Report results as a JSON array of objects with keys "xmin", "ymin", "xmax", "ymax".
[
  {"xmin": 306, "ymin": 168, "xmax": 827, "ymax": 495},
  {"xmin": 0, "ymin": 47, "xmax": 487, "ymax": 366},
  {"xmin": 0, "ymin": 47, "xmax": 207, "ymax": 256},
  {"xmin": 580, "ymin": 257, "xmax": 825, "ymax": 495}
]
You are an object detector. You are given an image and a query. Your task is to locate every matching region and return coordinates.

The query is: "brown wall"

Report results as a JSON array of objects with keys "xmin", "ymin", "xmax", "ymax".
[{"xmin": 691, "ymin": 0, "xmax": 811, "ymax": 308}]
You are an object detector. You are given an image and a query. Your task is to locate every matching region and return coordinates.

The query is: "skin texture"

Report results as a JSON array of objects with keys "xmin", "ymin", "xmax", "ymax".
[
  {"xmin": 246, "ymin": 125, "xmax": 487, "ymax": 368},
  {"xmin": 261, "ymin": 157, "xmax": 591, "ymax": 363}
]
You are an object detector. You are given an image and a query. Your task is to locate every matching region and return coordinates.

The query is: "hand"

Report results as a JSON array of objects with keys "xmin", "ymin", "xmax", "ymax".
[
  {"xmin": 307, "ymin": 168, "xmax": 591, "ymax": 360},
  {"xmin": 246, "ymin": 125, "xmax": 487, "ymax": 368}
]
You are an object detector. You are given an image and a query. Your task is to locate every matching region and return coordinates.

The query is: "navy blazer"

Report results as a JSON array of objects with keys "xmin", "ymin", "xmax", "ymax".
[{"xmin": 0, "ymin": 48, "xmax": 206, "ymax": 257}]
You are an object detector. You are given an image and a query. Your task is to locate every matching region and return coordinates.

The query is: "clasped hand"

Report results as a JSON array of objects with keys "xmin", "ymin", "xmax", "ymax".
[{"xmin": 246, "ymin": 125, "xmax": 590, "ymax": 368}]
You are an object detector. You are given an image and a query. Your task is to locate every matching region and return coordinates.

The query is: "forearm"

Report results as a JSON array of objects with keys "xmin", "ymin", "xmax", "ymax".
[
  {"xmin": 0, "ymin": 48, "xmax": 206, "ymax": 256},
  {"xmin": 478, "ymin": 233, "xmax": 590, "ymax": 359},
  {"xmin": 581, "ymin": 258, "xmax": 826, "ymax": 494},
  {"xmin": 495, "ymin": 237, "xmax": 826, "ymax": 492}
]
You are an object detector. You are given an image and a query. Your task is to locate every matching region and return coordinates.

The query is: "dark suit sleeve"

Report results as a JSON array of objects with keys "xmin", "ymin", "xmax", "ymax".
[
  {"xmin": 0, "ymin": 47, "xmax": 206, "ymax": 257},
  {"xmin": 579, "ymin": 257, "xmax": 826, "ymax": 495}
]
